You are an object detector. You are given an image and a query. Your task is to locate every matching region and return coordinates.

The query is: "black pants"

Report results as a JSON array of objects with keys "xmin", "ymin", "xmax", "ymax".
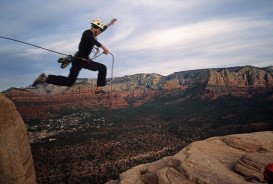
[{"xmin": 47, "ymin": 59, "xmax": 107, "ymax": 87}]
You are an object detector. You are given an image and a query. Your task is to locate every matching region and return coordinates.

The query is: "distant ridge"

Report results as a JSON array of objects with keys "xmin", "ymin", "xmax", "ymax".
[{"xmin": 2, "ymin": 65, "xmax": 273, "ymax": 120}]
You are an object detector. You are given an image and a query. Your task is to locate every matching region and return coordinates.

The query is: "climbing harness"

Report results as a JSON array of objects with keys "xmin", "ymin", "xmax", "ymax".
[
  {"xmin": 57, "ymin": 45, "xmax": 104, "ymax": 69},
  {"xmin": 58, "ymin": 52, "xmax": 105, "ymax": 69}
]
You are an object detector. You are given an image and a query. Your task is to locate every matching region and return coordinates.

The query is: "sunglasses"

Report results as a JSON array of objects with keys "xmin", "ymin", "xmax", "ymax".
[{"xmin": 92, "ymin": 24, "xmax": 103, "ymax": 31}]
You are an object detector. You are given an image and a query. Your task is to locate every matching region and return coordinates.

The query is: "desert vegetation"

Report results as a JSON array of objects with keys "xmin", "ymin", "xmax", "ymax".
[{"xmin": 28, "ymin": 92, "xmax": 273, "ymax": 183}]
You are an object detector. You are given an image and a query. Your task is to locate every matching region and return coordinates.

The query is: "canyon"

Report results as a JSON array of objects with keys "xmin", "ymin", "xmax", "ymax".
[{"xmin": 1, "ymin": 65, "xmax": 273, "ymax": 183}]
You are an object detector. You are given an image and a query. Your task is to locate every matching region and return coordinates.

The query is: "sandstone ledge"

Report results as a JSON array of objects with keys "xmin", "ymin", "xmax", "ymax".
[
  {"xmin": 0, "ymin": 93, "xmax": 36, "ymax": 184},
  {"xmin": 108, "ymin": 131, "xmax": 273, "ymax": 184}
]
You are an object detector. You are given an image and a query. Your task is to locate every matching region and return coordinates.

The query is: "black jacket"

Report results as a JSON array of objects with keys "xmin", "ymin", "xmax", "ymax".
[{"xmin": 78, "ymin": 26, "xmax": 107, "ymax": 59}]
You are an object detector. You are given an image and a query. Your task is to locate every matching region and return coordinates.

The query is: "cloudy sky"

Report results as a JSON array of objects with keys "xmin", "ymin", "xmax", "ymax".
[{"xmin": 0, "ymin": 0, "xmax": 273, "ymax": 91}]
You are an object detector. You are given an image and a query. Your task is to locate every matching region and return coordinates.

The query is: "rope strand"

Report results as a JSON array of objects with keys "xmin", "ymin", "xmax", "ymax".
[{"xmin": 0, "ymin": 35, "xmax": 69, "ymax": 56}]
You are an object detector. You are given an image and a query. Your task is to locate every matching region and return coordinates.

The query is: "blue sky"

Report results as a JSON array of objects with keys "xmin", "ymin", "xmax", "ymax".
[{"xmin": 0, "ymin": 0, "xmax": 273, "ymax": 91}]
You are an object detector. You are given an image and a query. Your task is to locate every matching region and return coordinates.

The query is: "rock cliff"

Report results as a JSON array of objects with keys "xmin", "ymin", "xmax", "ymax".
[
  {"xmin": 108, "ymin": 131, "xmax": 273, "ymax": 184},
  {"xmin": 205, "ymin": 65, "xmax": 273, "ymax": 98},
  {"xmin": 2, "ymin": 65, "xmax": 273, "ymax": 120},
  {"xmin": 0, "ymin": 93, "xmax": 36, "ymax": 184}
]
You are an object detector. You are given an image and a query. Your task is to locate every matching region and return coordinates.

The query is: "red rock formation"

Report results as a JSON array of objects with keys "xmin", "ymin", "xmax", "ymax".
[
  {"xmin": 109, "ymin": 131, "xmax": 273, "ymax": 184},
  {"xmin": 4, "ymin": 86, "xmax": 130, "ymax": 120},
  {"xmin": 0, "ymin": 93, "xmax": 36, "ymax": 184},
  {"xmin": 205, "ymin": 66, "xmax": 273, "ymax": 98},
  {"xmin": 2, "ymin": 65, "xmax": 273, "ymax": 120}
]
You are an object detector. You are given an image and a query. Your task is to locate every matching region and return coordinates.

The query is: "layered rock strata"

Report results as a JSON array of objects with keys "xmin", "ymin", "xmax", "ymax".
[
  {"xmin": 3, "ymin": 65, "xmax": 273, "ymax": 120},
  {"xmin": 108, "ymin": 131, "xmax": 273, "ymax": 184}
]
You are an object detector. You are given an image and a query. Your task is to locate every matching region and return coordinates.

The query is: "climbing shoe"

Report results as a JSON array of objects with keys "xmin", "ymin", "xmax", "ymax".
[{"xmin": 58, "ymin": 55, "xmax": 73, "ymax": 69}]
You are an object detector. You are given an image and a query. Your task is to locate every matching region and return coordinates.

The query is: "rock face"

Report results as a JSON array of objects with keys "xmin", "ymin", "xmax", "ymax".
[
  {"xmin": 109, "ymin": 131, "xmax": 273, "ymax": 184},
  {"xmin": 2, "ymin": 65, "xmax": 273, "ymax": 120},
  {"xmin": 205, "ymin": 65, "xmax": 273, "ymax": 98},
  {"xmin": 0, "ymin": 94, "xmax": 36, "ymax": 184}
]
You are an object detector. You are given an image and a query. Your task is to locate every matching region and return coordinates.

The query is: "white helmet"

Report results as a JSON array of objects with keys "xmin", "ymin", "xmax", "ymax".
[{"xmin": 91, "ymin": 18, "xmax": 104, "ymax": 30}]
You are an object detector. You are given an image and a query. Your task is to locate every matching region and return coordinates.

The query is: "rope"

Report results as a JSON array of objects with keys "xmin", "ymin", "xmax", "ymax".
[
  {"xmin": 109, "ymin": 53, "xmax": 114, "ymax": 103},
  {"xmin": 105, "ymin": 52, "xmax": 114, "ymax": 184},
  {"xmin": 0, "ymin": 35, "xmax": 69, "ymax": 57},
  {"xmin": 91, "ymin": 52, "xmax": 104, "ymax": 60},
  {"xmin": 0, "ymin": 36, "xmax": 109, "ymax": 60}
]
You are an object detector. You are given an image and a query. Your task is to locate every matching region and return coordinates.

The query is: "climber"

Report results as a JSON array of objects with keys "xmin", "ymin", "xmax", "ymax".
[
  {"xmin": 32, "ymin": 18, "xmax": 117, "ymax": 95},
  {"xmin": 264, "ymin": 163, "xmax": 273, "ymax": 184}
]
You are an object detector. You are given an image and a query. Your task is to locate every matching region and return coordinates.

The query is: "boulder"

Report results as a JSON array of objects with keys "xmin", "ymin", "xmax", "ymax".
[
  {"xmin": 234, "ymin": 152, "xmax": 273, "ymax": 182},
  {"xmin": 0, "ymin": 93, "xmax": 36, "ymax": 184},
  {"xmin": 112, "ymin": 131, "xmax": 273, "ymax": 184}
]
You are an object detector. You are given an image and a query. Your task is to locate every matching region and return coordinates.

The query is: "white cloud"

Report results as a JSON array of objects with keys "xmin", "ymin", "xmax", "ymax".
[
  {"xmin": 117, "ymin": 18, "xmax": 273, "ymax": 52},
  {"xmin": 1, "ymin": 0, "xmax": 273, "ymax": 90}
]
